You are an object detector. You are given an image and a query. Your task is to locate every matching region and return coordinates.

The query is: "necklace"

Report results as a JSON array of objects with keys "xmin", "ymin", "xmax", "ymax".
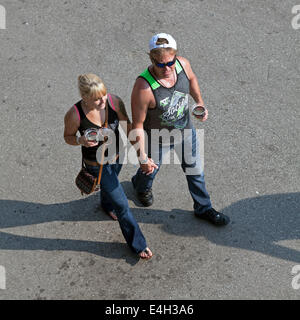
[{"xmin": 153, "ymin": 68, "xmax": 176, "ymax": 88}]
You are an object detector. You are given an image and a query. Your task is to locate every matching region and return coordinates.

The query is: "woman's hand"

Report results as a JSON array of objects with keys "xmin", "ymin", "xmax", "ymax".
[
  {"xmin": 78, "ymin": 136, "xmax": 98, "ymax": 148},
  {"xmin": 140, "ymin": 158, "xmax": 158, "ymax": 175}
]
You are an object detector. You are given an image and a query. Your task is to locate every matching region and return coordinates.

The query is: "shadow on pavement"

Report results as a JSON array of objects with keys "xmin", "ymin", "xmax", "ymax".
[
  {"xmin": 0, "ymin": 192, "xmax": 299, "ymax": 263},
  {"xmin": 0, "ymin": 196, "xmax": 140, "ymax": 265}
]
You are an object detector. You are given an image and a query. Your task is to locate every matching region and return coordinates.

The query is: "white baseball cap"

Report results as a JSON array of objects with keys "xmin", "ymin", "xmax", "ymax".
[{"xmin": 149, "ymin": 33, "xmax": 177, "ymax": 51}]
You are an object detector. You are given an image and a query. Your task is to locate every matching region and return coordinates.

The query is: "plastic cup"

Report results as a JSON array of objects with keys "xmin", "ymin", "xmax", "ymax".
[{"xmin": 84, "ymin": 128, "xmax": 99, "ymax": 141}]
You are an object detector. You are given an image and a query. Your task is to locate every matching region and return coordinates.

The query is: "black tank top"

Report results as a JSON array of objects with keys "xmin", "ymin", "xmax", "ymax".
[{"xmin": 74, "ymin": 95, "xmax": 120, "ymax": 162}]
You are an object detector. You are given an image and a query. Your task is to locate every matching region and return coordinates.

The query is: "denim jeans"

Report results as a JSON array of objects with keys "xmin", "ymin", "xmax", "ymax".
[
  {"xmin": 85, "ymin": 162, "xmax": 147, "ymax": 254},
  {"xmin": 132, "ymin": 126, "xmax": 212, "ymax": 215}
]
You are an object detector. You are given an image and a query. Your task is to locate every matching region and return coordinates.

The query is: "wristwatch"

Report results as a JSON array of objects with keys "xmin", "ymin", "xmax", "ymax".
[{"xmin": 139, "ymin": 155, "xmax": 148, "ymax": 164}]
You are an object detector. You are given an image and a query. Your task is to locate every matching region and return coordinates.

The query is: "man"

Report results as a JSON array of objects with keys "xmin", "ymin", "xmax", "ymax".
[{"xmin": 130, "ymin": 33, "xmax": 229, "ymax": 226}]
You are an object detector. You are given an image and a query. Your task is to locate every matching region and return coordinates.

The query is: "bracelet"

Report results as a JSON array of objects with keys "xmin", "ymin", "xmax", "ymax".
[
  {"xmin": 76, "ymin": 136, "xmax": 81, "ymax": 145},
  {"xmin": 139, "ymin": 155, "xmax": 148, "ymax": 164}
]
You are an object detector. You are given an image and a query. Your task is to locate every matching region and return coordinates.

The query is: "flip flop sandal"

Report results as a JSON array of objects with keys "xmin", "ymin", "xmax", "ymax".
[
  {"xmin": 101, "ymin": 206, "xmax": 118, "ymax": 221},
  {"xmin": 140, "ymin": 248, "xmax": 153, "ymax": 260}
]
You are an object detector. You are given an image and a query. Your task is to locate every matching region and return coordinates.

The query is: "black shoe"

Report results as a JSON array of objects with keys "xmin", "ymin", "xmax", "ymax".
[
  {"xmin": 131, "ymin": 177, "xmax": 153, "ymax": 207},
  {"xmin": 195, "ymin": 208, "xmax": 230, "ymax": 226}
]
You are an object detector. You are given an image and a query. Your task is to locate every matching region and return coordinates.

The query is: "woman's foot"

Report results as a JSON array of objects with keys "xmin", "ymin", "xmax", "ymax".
[
  {"xmin": 139, "ymin": 248, "xmax": 153, "ymax": 260},
  {"xmin": 100, "ymin": 206, "xmax": 118, "ymax": 221},
  {"xmin": 106, "ymin": 210, "xmax": 118, "ymax": 221}
]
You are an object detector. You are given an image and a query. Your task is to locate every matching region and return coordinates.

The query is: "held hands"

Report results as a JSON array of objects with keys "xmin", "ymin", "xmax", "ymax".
[{"xmin": 140, "ymin": 158, "xmax": 158, "ymax": 175}]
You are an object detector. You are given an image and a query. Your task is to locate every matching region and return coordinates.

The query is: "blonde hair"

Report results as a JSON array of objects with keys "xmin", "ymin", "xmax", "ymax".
[
  {"xmin": 149, "ymin": 38, "xmax": 177, "ymax": 60},
  {"xmin": 78, "ymin": 73, "xmax": 107, "ymax": 99}
]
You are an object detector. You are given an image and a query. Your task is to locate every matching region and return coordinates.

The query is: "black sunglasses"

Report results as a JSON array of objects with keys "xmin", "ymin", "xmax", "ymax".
[{"xmin": 154, "ymin": 56, "xmax": 176, "ymax": 68}]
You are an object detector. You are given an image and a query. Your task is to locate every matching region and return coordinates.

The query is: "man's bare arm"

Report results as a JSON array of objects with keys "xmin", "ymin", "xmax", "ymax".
[
  {"xmin": 131, "ymin": 78, "xmax": 158, "ymax": 172},
  {"xmin": 177, "ymin": 56, "xmax": 204, "ymax": 106},
  {"xmin": 131, "ymin": 78, "xmax": 151, "ymax": 159},
  {"xmin": 178, "ymin": 56, "xmax": 208, "ymax": 121}
]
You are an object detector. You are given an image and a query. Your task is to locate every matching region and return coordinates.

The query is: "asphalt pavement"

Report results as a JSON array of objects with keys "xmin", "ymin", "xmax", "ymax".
[{"xmin": 0, "ymin": 0, "xmax": 299, "ymax": 300}]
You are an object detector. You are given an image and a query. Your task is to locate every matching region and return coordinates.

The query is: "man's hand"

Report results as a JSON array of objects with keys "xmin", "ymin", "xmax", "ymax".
[
  {"xmin": 194, "ymin": 107, "xmax": 208, "ymax": 122},
  {"xmin": 140, "ymin": 158, "xmax": 158, "ymax": 175}
]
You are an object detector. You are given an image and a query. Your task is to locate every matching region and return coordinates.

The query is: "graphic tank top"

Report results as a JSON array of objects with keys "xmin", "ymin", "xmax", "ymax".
[{"xmin": 138, "ymin": 59, "xmax": 192, "ymax": 135}]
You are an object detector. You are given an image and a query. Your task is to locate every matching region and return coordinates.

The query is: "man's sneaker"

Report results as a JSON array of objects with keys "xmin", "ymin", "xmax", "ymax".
[
  {"xmin": 131, "ymin": 177, "xmax": 153, "ymax": 207},
  {"xmin": 195, "ymin": 208, "xmax": 230, "ymax": 226}
]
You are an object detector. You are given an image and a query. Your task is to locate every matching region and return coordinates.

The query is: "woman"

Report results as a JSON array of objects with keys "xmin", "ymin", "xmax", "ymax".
[{"xmin": 64, "ymin": 73, "xmax": 152, "ymax": 259}]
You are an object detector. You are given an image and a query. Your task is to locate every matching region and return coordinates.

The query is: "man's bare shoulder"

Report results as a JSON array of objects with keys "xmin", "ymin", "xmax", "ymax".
[
  {"xmin": 177, "ymin": 56, "xmax": 191, "ymax": 68},
  {"xmin": 134, "ymin": 76, "xmax": 152, "ymax": 91},
  {"xmin": 131, "ymin": 74, "xmax": 156, "ymax": 110},
  {"xmin": 177, "ymin": 56, "xmax": 193, "ymax": 79}
]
